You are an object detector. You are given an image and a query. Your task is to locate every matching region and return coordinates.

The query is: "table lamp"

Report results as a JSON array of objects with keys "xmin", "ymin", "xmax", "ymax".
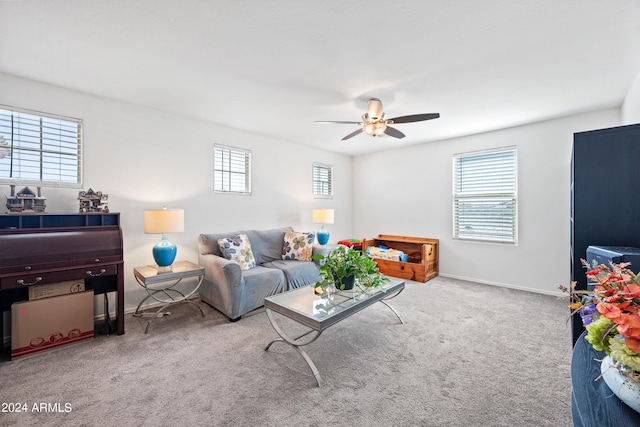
[
  {"xmin": 312, "ymin": 208, "xmax": 334, "ymax": 246},
  {"xmin": 144, "ymin": 208, "xmax": 184, "ymax": 272}
]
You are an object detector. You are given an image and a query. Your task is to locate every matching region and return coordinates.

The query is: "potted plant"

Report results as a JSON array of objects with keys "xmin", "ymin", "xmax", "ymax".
[{"xmin": 312, "ymin": 245, "xmax": 388, "ymax": 292}]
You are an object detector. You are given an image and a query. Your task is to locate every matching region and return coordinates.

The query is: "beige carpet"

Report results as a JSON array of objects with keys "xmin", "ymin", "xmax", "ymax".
[{"xmin": 0, "ymin": 276, "xmax": 573, "ymax": 426}]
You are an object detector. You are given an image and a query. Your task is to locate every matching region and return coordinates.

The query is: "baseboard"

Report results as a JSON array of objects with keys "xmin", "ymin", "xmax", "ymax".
[{"xmin": 438, "ymin": 273, "xmax": 563, "ymax": 297}]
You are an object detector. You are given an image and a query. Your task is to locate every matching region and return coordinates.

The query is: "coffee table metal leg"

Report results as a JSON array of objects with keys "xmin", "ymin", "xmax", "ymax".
[
  {"xmin": 264, "ymin": 308, "xmax": 324, "ymax": 387},
  {"xmin": 379, "ymin": 287, "xmax": 404, "ymax": 324},
  {"xmin": 379, "ymin": 300, "xmax": 404, "ymax": 324}
]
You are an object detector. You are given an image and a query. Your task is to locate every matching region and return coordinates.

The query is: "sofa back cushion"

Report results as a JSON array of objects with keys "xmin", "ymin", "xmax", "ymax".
[
  {"xmin": 282, "ymin": 231, "xmax": 315, "ymax": 261},
  {"xmin": 198, "ymin": 227, "xmax": 292, "ymax": 265},
  {"xmin": 217, "ymin": 233, "xmax": 256, "ymax": 270}
]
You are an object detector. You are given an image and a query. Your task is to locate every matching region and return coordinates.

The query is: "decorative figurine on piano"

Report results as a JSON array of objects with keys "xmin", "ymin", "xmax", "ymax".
[
  {"xmin": 5, "ymin": 185, "xmax": 46, "ymax": 213},
  {"xmin": 78, "ymin": 188, "xmax": 109, "ymax": 213}
]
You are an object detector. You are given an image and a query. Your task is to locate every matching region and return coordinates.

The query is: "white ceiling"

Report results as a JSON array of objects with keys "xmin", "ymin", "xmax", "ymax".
[{"xmin": 1, "ymin": 1, "xmax": 639, "ymax": 156}]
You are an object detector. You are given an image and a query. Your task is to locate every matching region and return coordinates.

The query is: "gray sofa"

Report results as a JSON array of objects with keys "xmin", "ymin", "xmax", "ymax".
[{"xmin": 197, "ymin": 226, "xmax": 321, "ymax": 320}]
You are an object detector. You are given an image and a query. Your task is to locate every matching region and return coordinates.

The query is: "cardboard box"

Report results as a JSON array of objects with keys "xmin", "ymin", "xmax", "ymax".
[
  {"xmin": 11, "ymin": 291, "xmax": 94, "ymax": 359},
  {"xmin": 28, "ymin": 280, "xmax": 86, "ymax": 300}
]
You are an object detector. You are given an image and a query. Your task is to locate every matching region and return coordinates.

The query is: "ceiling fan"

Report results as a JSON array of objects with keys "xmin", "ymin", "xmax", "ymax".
[{"xmin": 316, "ymin": 98, "xmax": 440, "ymax": 141}]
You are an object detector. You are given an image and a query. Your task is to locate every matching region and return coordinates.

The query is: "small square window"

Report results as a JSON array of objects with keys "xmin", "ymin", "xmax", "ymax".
[
  {"xmin": 214, "ymin": 144, "xmax": 251, "ymax": 194},
  {"xmin": 313, "ymin": 162, "xmax": 333, "ymax": 198}
]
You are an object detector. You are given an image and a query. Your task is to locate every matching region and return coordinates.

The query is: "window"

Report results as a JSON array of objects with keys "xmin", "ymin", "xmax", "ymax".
[
  {"xmin": 214, "ymin": 144, "xmax": 251, "ymax": 194},
  {"xmin": 0, "ymin": 105, "xmax": 82, "ymax": 186},
  {"xmin": 313, "ymin": 162, "xmax": 333, "ymax": 198},
  {"xmin": 452, "ymin": 147, "xmax": 517, "ymax": 243}
]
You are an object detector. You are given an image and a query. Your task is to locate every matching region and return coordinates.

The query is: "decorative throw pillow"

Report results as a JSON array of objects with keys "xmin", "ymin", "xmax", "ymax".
[
  {"xmin": 282, "ymin": 231, "xmax": 315, "ymax": 261},
  {"xmin": 217, "ymin": 233, "xmax": 256, "ymax": 270}
]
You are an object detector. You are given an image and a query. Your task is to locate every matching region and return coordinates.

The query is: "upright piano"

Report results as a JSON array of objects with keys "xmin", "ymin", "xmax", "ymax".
[{"xmin": 0, "ymin": 213, "xmax": 124, "ymax": 360}]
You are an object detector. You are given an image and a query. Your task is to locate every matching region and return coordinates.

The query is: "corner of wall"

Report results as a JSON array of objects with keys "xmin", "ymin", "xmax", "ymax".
[{"xmin": 622, "ymin": 71, "xmax": 640, "ymax": 125}]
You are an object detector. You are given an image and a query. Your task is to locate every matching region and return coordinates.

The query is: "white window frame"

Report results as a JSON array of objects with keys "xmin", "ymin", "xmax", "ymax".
[
  {"xmin": 0, "ymin": 105, "xmax": 83, "ymax": 187},
  {"xmin": 312, "ymin": 162, "xmax": 333, "ymax": 198},
  {"xmin": 214, "ymin": 144, "xmax": 252, "ymax": 195},
  {"xmin": 452, "ymin": 146, "xmax": 517, "ymax": 244}
]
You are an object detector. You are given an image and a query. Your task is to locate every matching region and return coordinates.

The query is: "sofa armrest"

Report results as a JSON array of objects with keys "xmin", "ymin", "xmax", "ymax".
[
  {"xmin": 200, "ymin": 253, "xmax": 243, "ymax": 288},
  {"xmin": 198, "ymin": 253, "xmax": 244, "ymax": 318}
]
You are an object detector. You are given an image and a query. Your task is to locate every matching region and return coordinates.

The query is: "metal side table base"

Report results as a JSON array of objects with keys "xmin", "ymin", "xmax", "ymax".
[
  {"xmin": 134, "ymin": 299, "xmax": 205, "ymax": 334},
  {"xmin": 133, "ymin": 261, "xmax": 205, "ymax": 334}
]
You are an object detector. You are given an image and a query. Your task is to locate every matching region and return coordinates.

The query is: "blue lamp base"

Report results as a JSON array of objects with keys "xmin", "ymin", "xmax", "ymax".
[
  {"xmin": 316, "ymin": 227, "xmax": 330, "ymax": 246},
  {"xmin": 153, "ymin": 234, "xmax": 177, "ymax": 272}
]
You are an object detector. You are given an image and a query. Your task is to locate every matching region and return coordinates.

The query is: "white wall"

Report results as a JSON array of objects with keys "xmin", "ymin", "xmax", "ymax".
[
  {"xmin": 353, "ymin": 109, "xmax": 621, "ymax": 295},
  {"xmin": 622, "ymin": 71, "xmax": 640, "ymax": 124},
  {"xmin": 0, "ymin": 72, "xmax": 353, "ymax": 313},
  {"xmin": 0, "ymin": 69, "xmax": 633, "ymax": 311}
]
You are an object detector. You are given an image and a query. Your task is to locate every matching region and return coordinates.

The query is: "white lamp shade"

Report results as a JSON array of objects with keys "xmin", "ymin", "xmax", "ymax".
[
  {"xmin": 144, "ymin": 209, "xmax": 184, "ymax": 234},
  {"xmin": 312, "ymin": 208, "xmax": 334, "ymax": 224}
]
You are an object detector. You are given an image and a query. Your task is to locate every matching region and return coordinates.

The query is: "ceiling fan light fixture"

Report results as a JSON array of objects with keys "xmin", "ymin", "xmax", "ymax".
[
  {"xmin": 363, "ymin": 122, "xmax": 386, "ymax": 136},
  {"xmin": 317, "ymin": 98, "xmax": 439, "ymax": 141}
]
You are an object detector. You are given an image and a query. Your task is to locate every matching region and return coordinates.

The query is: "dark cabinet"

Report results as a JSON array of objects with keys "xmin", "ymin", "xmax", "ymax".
[
  {"xmin": 0, "ymin": 213, "xmax": 124, "ymax": 360},
  {"xmin": 571, "ymin": 123, "xmax": 640, "ymax": 344}
]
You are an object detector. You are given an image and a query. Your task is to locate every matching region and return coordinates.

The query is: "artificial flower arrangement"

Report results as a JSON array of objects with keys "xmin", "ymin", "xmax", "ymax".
[{"xmin": 561, "ymin": 259, "xmax": 640, "ymax": 379}]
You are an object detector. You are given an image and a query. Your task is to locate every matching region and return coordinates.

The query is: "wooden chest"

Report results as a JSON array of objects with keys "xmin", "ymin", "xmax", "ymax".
[{"xmin": 362, "ymin": 235, "xmax": 438, "ymax": 282}]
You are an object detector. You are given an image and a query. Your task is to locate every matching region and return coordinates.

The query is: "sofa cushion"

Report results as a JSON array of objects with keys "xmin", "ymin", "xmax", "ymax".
[
  {"xmin": 262, "ymin": 260, "xmax": 320, "ymax": 290},
  {"xmin": 217, "ymin": 233, "xmax": 256, "ymax": 270},
  {"xmin": 247, "ymin": 227, "xmax": 292, "ymax": 264},
  {"xmin": 198, "ymin": 227, "xmax": 292, "ymax": 265},
  {"xmin": 282, "ymin": 231, "xmax": 315, "ymax": 261},
  {"xmin": 238, "ymin": 266, "xmax": 287, "ymax": 314}
]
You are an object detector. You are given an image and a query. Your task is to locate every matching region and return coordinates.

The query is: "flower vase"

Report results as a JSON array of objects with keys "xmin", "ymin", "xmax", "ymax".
[{"xmin": 601, "ymin": 356, "xmax": 640, "ymax": 414}]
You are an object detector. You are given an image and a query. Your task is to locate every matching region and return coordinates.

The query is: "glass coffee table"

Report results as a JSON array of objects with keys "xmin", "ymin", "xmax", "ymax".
[{"xmin": 264, "ymin": 278, "xmax": 405, "ymax": 386}]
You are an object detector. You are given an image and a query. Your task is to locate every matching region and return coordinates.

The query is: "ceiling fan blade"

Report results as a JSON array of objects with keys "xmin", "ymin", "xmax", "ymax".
[
  {"xmin": 388, "ymin": 113, "xmax": 440, "ymax": 124},
  {"xmin": 316, "ymin": 120, "xmax": 362, "ymax": 125},
  {"xmin": 383, "ymin": 126, "xmax": 406, "ymax": 139},
  {"xmin": 341, "ymin": 128, "xmax": 363, "ymax": 140}
]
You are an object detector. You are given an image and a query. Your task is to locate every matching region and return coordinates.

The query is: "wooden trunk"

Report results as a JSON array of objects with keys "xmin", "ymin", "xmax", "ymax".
[{"xmin": 362, "ymin": 235, "xmax": 438, "ymax": 282}]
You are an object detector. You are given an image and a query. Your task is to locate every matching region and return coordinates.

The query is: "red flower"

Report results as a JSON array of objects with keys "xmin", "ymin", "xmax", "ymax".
[
  {"xmin": 597, "ymin": 302, "xmax": 622, "ymax": 321},
  {"xmin": 619, "ymin": 324, "xmax": 640, "ymax": 340},
  {"xmin": 617, "ymin": 314, "xmax": 640, "ymax": 328},
  {"xmin": 603, "ymin": 295, "xmax": 622, "ymax": 304},
  {"xmin": 622, "ymin": 283, "xmax": 640, "ymax": 299},
  {"xmin": 625, "ymin": 337, "xmax": 640, "ymax": 354}
]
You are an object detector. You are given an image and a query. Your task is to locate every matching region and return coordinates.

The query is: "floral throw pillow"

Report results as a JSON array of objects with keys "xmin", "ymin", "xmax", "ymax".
[
  {"xmin": 217, "ymin": 234, "xmax": 256, "ymax": 270},
  {"xmin": 282, "ymin": 231, "xmax": 315, "ymax": 261}
]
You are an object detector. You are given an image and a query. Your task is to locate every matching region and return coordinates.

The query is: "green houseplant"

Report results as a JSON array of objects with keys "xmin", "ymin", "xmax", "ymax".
[{"xmin": 312, "ymin": 245, "xmax": 388, "ymax": 292}]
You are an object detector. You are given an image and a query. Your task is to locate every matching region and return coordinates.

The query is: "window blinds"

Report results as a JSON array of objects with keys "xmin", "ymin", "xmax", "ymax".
[
  {"xmin": 0, "ymin": 107, "xmax": 82, "ymax": 185},
  {"xmin": 453, "ymin": 147, "xmax": 517, "ymax": 243},
  {"xmin": 214, "ymin": 145, "xmax": 251, "ymax": 193},
  {"xmin": 312, "ymin": 162, "xmax": 333, "ymax": 197}
]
